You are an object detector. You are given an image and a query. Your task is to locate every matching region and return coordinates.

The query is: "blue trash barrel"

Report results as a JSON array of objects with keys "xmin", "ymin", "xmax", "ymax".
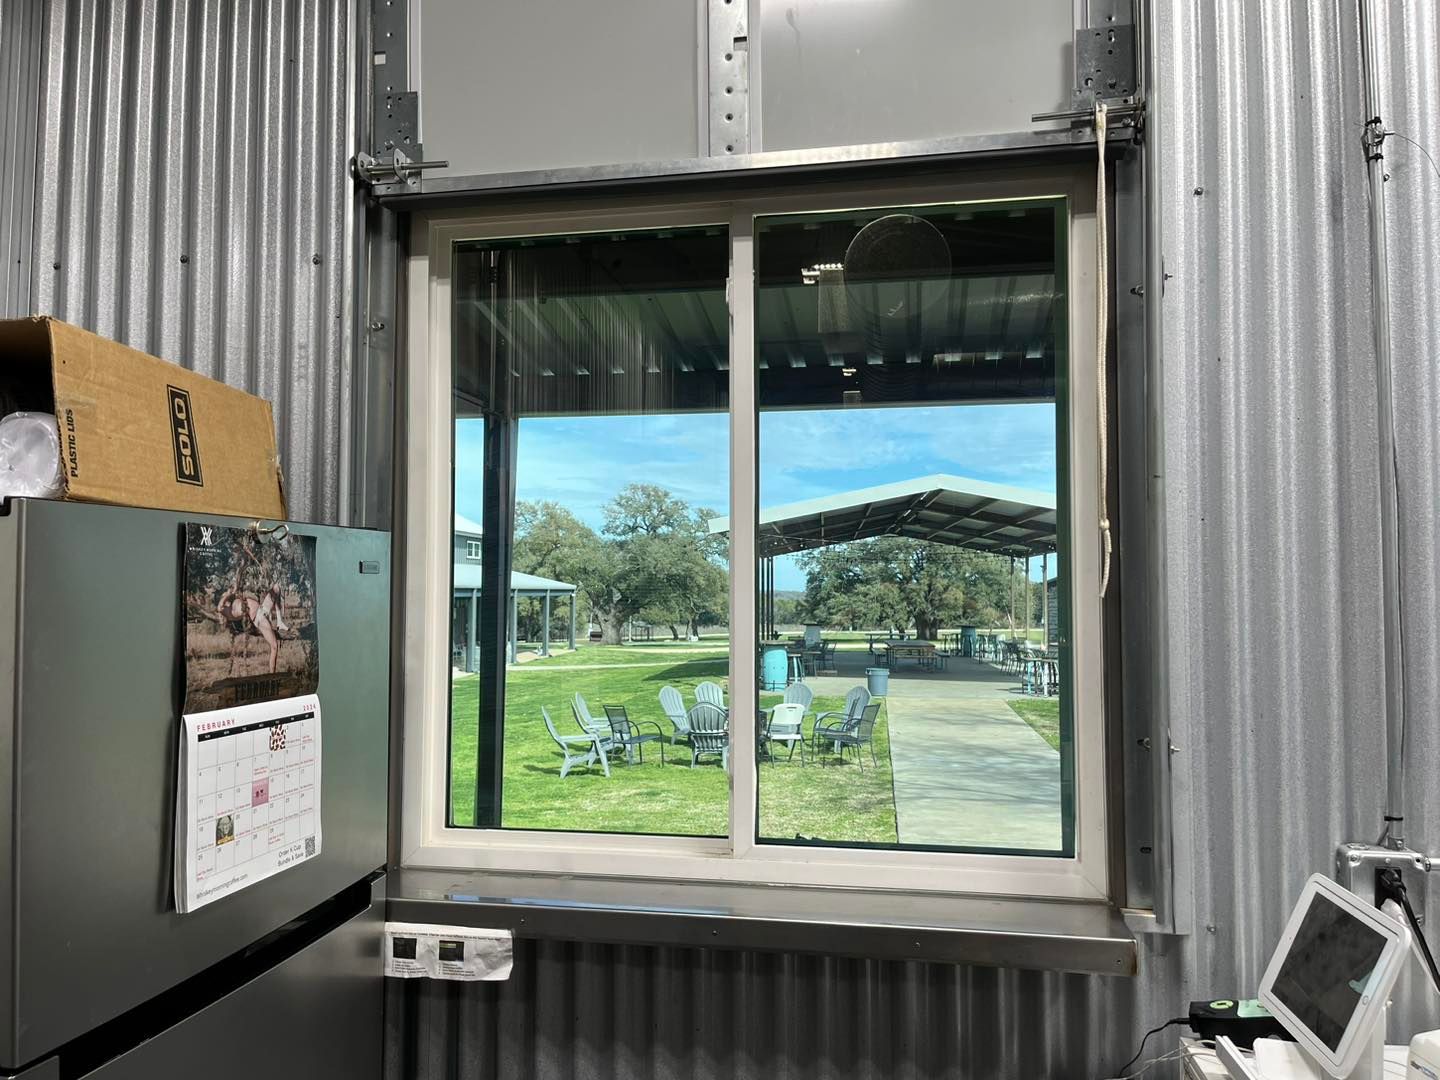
[
  {"xmin": 866, "ymin": 666, "xmax": 889, "ymax": 697},
  {"xmin": 960, "ymin": 626, "xmax": 977, "ymax": 657},
  {"xmin": 761, "ymin": 644, "xmax": 789, "ymax": 691}
]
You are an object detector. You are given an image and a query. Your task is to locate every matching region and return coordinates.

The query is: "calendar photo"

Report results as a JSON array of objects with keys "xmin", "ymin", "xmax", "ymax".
[
  {"xmin": 182, "ymin": 523, "xmax": 319, "ymax": 713},
  {"xmin": 174, "ymin": 695, "xmax": 323, "ymax": 913}
]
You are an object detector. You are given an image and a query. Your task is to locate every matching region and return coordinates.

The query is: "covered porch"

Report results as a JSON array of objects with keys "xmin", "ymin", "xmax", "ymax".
[{"xmin": 453, "ymin": 568, "xmax": 579, "ymax": 671}]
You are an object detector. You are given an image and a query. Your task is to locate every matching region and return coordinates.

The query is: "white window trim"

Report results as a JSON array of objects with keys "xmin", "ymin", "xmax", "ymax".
[{"xmin": 400, "ymin": 169, "xmax": 1108, "ymax": 901}]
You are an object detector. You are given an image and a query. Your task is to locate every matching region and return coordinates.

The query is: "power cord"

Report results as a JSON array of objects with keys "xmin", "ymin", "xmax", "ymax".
[
  {"xmin": 1113, "ymin": 1016, "xmax": 1190, "ymax": 1077},
  {"xmin": 1094, "ymin": 100, "xmax": 1113, "ymax": 598},
  {"xmin": 1378, "ymin": 869, "xmax": 1440, "ymax": 996}
]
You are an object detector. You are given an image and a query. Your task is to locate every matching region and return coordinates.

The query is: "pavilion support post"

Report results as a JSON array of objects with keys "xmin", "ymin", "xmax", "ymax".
[
  {"xmin": 768, "ymin": 558, "xmax": 774, "ymax": 638},
  {"xmin": 1041, "ymin": 553, "xmax": 1050, "ymax": 649},
  {"xmin": 508, "ymin": 589, "xmax": 518, "ymax": 664},
  {"xmin": 542, "ymin": 592, "xmax": 551, "ymax": 657},
  {"xmin": 1023, "ymin": 555, "xmax": 1031, "ymax": 642},
  {"xmin": 468, "ymin": 589, "xmax": 478, "ymax": 673},
  {"xmin": 569, "ymin": 592, "xmax": 576, "ymax": 650},
  {"xmin": 1008, "ymin": 555, "xmax": 1015, "ymax": 636},
  {"xmin": 762, "ymin": 558, "xmax": 768, "ymax": 639}
]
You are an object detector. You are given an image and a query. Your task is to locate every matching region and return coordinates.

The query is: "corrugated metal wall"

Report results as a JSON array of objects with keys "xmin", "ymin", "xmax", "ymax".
[
  {"xmin": 384, "ymin": 940, "xmax": 1171, "ymax": 1080},
  {"xmin": 0, "ymin": 0, "xmax": 42, "ymax": 316},
  {"xmin": 1, "ymin": 0, "xmax": 356, "ymax": 525},
  {"xmin": 1157, "ymin": 0, "xmax": 1440, "ymax": 1046}
]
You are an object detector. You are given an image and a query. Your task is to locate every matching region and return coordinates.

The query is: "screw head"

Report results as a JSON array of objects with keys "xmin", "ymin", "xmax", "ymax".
[
  {"xmin": 311, "ymin": 253, "xmax": 322, "ymax": 265},
  {"xmin": 369, "ymin": 320, "xmax": 386, "ymax": 332},
  {"xmin": 179, "ymin": 254, "xmax": 189, "ymax": 264},
  {"xmin": 1193, "ymin": 186, "xmax": 1205, "ymax": 196}
]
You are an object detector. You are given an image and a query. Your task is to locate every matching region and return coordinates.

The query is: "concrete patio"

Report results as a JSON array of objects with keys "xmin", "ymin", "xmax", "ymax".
[{"xmin": 805, "ymin": 648, "xmax": 1063, "ymax": 851}]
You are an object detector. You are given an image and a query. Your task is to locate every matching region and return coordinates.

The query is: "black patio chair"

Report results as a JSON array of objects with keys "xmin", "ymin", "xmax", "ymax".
[
  {"xmin": 823, "ymin": 702, "xmax": 883, "ymax": 770},
  {"xmin": 603, "ymin": 704, "xmax": 666, "ymax": 766}
]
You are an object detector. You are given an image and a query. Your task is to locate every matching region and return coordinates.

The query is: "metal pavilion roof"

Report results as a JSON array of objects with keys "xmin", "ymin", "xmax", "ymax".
[
  {"xmin": 708, "ymin": 474, "xmax": 1057, "ymax": 559},
  {"xmin": 453, "ymin": 564, "xmax": 578, "ymax": 594}
]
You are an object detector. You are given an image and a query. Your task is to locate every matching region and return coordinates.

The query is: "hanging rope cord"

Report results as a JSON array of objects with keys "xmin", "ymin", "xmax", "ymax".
[{"xmin": 1095, "ymin": 102, "xmax": 1113, "ymax": 597}]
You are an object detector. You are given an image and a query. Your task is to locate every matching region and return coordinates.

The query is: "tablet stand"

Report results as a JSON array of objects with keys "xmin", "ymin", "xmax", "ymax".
[{"xmin": 1346, "ymin": 1003, "xmax": 1386, "ymax": 1080}]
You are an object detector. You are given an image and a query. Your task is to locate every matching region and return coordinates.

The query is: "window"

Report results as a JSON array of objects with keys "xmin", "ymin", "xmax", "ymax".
[
  {"xmin": 447, "ymin": 225, "xmax": 731, "ymax": 834},
  {"xmin": 752, "ymin": 200, "xmax": 1073, "ymax": 856},
  {"xmin": 403, "ymin": 172, "xmax": 1107, "ymax": 899}
]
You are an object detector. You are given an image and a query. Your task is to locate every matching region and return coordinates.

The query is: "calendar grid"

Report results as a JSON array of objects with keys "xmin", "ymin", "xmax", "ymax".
[{"xmin": 177, "ymin": 697, "xmax": 323, "ymax": 912}]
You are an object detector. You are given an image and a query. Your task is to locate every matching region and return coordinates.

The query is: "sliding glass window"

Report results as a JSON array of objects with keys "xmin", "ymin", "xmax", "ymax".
[
  {"xmin": 751, "ymin": 199, "xmax": 1073, "ymax": 856},
  {"xmin": 448, "ymin": 226, "xmax": 732, "ymax": 836}
]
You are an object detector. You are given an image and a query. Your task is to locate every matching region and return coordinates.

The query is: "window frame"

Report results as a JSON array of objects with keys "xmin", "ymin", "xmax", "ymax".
[{"xmin": 400, "ymin": 167, "xmax": 1108, "ymax": 901}]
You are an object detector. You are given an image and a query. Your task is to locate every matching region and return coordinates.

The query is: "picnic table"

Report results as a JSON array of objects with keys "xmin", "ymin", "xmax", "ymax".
[
  {"xmin": 881, "ymin": 640, "xmax": 944, "ymax": 671},
  {"xmin": 866, "ymin": 630, "xmax": 908, "ymax": 655}
]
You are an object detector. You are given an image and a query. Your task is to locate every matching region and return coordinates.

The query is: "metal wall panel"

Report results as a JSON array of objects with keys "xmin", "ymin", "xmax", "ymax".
[
  {"xmin": 1155, "ymin": 0, "xmax": 1440, "ymax": 1044},
  {"xmin": 756, "ymin": 0, "xmax": 1074, "ymax": 152},
  {"xmin": 0, "ymin": 0, "xmax": 42, "ymax": 317},
  {"xmin": 417, "ymin": 0, "xmax": 699, "ymax": 178},
  {"xmin": 385, "ymin": 938, "xmax": 1169, "ymax": 1080},
  {"xmin": 22, "ymin": 0, "xmax": 356, "ymax": 525}
]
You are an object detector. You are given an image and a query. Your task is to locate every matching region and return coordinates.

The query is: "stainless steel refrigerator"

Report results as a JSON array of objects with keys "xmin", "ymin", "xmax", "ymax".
[{"xmin": 0, "ymin": 499, "xmax": 389, "ymax": 1080}]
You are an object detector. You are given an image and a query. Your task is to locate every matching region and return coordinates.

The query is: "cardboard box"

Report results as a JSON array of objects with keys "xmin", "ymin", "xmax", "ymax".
[{"xmin": 0, "ymin": 316, "xmax": 286, "ymax": 519}]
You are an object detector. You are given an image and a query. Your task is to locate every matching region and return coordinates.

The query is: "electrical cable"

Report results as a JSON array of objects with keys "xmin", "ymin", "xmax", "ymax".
[
  {"xmin": 1113, "ymin": 1016, "xmax": 1189, "ymax": 1078},
  {"xmin": 1122, "ymin": 1046, "xmax": 1193, "ymax": 1079},
  {"xmin": 1094, "ymin": 101, "xmax": 1113, "ymax": 598},
  {"xmin": 1380, "ymin": 870, "xmax": 1440, "ymax": 997},
  {"xmin": 1109, "ymin": 1043, "xmax": 1194, "ymax": 1080},
  {"xmin": 1386, "ymin": 130, "xmax": 1440, "ymax": 185},
  {"xmin": 1372, "ymin": 124, "xmax": 1439, "ymax": 846}
]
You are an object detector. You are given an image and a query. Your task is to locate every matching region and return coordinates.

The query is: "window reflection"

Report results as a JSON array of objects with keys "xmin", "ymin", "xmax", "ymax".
[
  {"xmin": 750, "ymin": 200, "xmax": 1072, "ymax": 855},
  {"xmin": 449, "ymin": 227, "xmax": 732, "ymax": 836}
]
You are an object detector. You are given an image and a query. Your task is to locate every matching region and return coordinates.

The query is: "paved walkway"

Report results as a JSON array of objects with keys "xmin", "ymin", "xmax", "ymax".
[
  {"xmin": 886, "ymin": 660, "xmax": 1062, "ymax": 850},
  {"xmin": 809, "ymin": 651, "xmax": 1062, "ymax": 851}
]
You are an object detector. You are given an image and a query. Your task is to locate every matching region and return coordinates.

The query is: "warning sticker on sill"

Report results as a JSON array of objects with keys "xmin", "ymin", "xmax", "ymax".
[{"xmin": 383, "ymin": 921, "xmax": 513, "ymax": 981}]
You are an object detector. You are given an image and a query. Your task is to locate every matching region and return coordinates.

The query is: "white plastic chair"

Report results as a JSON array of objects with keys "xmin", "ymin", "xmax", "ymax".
[{"xmin": 764, "ymin": 702, "xmax": 806, "ymax": 763}]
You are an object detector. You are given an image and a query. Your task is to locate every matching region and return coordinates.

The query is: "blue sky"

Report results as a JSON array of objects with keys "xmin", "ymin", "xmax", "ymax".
[{"xmin": 456, "ymin": 404, "xmax": 1057, "ymax": 590}]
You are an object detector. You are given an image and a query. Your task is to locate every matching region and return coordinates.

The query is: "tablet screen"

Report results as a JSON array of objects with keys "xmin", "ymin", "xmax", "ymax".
[{"xmin": 1268, "ymin": 892, "xmax": 1388, "ymax": 1052}]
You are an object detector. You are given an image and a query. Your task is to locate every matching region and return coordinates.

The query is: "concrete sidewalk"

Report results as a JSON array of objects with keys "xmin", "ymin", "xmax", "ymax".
[{"xmin": 886, "ymin": 662, "xmax": 1062, "ymax": 850}]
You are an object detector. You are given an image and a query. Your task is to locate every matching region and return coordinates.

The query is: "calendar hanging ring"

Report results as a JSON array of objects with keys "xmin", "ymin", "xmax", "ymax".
[{"xmin": 250, "ymin": 521, "xmax": 289, "ymax": 543}]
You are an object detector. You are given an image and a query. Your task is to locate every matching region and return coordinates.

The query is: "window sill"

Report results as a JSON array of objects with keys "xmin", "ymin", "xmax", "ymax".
[{"xmin": 386, "ymin": 869, "xmax": 1137, "ymax": 977}]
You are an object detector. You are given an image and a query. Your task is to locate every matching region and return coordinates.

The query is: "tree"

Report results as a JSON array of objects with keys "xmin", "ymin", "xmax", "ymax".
[
  {"xmin": 602, "ymin": 485, "xmax": 728, "ymax": 641},
  {"xmin": 513, "ymin": 501, "xmax": 594, "ymax": 584},
  {"xmin": 511, "ymin": 501, "xmax": 628, "ymax": 643},
  {"xmin": 603, "ymin": 484, "xmax": 693, "ymax": 538},
  {"xmin": 797, "ymin": 537, "xmax": 1026, "ymax": 638},
  {"xmin": 510, "ymin": 486, "xmax": 731, "ymax": 646}
]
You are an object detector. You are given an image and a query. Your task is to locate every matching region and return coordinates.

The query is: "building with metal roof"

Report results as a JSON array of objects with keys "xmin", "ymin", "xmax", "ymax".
[{"xmin": 453, "ymin": 514, "xmax": 577, "ymax": 669}]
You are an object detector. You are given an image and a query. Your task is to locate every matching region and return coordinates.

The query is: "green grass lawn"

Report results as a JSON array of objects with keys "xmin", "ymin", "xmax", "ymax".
[
  {"xmin": 1007, "ymin": 697, "xmax": 1061, "ymax": 750},
  {"xmin": 509, "ymin": 642, "xmax": 730, "ymax": 668},
  {"xmin": 449, "ymin": 649, "xmax": 896, "ymax": 844}
]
